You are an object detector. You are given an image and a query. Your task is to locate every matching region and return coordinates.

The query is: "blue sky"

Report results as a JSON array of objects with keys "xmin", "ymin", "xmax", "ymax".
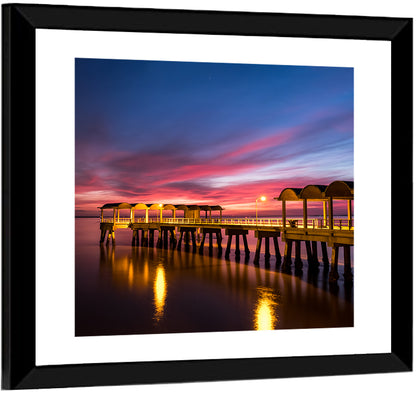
[{"xmin": 75, "ymin": 58, "xmax": 353, "ymax": 216}]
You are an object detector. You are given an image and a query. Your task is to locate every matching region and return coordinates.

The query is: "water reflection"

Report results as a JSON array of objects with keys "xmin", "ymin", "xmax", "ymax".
[
  {"xmin": 89, "ymin": 240, "xmax": 353, "ymax": 336},
  {"xmin": 153, "ymin": 264, "xmax": 167, "ymax": 322},
  {"xmin": 254, "ymin": 287, "xmax": 279, "ymax": 330}
]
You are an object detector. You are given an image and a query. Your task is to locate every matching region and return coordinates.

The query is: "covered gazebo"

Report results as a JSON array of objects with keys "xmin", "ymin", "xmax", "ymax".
[
  {"xmin": 324, "ymin": 181, "xmax": 354, "ymax": 230},
  {"xmin": 198, "ymin": 205, "xmax": 224, "ymax": 221},
  {"xmin": 299, "ymin": 184, "xmax": 328, "ymax": 228},
  {"xmin": 98, "ymin": 202, "xmax": 132, "ymax": 223},
  {"xmin": 130, "ymin": 203, "xmax": 150, "ymax": 222},
  {"xmin": 275, "ymin": 181, "xmax": 353, "ymax": 229},
  {"xmin": 275, "ymin": 188, "xmax": 302, "ymax": 228},
  {"xmin": 99, "ymin": 202, "xmax": 224, "ymax": 223}
]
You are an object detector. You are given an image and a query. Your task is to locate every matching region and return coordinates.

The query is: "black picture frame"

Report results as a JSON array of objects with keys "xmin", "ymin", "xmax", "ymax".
[{"xmin": 2, "ymin": 3, "xmax": 412, "ymax": 390}]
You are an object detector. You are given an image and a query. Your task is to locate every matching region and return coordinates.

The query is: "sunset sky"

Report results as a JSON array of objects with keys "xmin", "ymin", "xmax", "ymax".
[{"xmin": 75, "ymin": 58, "xmax": 353, "ymax": 217}]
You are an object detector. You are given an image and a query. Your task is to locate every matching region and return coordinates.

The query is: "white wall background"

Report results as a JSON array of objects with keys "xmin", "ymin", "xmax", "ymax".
[{"xmin": 1, "ymin": 0, "xmax": 415, "ymax": 395}]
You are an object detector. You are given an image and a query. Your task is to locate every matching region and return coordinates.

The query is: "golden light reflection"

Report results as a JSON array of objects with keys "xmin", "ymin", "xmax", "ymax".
[
  {"xmin": 153, "ymin": 264, "xmax": 167, "ymax": 322},
  {"xmin": 128, "ymin": 263, "xmax": 134, "ymax": 288},
  {"xmin": 254, "ymin": 287, "xmax": 278, "ymax": 331}
]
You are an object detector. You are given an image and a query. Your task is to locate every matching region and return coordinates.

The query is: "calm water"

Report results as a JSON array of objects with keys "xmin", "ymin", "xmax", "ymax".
[{"xmin": 75, "ymin": 218, "xmax": 353, "ymax": 336}]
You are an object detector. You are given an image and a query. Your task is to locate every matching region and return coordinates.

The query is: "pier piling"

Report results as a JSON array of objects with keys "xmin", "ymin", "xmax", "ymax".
[
  {"xmin": 343, "ymin": 245, "xmax": 353, "ymax": 283},
  {"xmin": 294, "ymin": 240, "xmax": 303, "ymax": 270},
  {"xmin": 321, "ymin": 242, "xmax": 330, "ymax": 268},
  {"xmin": 282, "ymin": 240, "xmax": 293, "ymax": 272},
  {"xmin": 224, "ymin": 229, "xmax": 249, "ymax": 259},
  {"xmin": 329, "ymin": 245, "xmax": 340, "ymax": 282}
]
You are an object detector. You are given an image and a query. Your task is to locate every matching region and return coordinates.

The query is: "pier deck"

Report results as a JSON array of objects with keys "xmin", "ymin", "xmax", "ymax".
[{"xmin": 101, "ymin": 217, "xmax": 353, "ymax": 246}]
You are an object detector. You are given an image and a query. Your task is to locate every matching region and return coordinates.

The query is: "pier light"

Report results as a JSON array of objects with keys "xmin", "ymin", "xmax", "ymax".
[{"xmin": 255, "ymin": 196, "xmax": 266, "ymax": 225}]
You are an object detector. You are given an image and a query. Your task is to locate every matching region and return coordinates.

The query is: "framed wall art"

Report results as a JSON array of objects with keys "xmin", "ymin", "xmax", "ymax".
[{"xmin": 2, "ymin": 3, "xmax": 412, "ymax": 390}]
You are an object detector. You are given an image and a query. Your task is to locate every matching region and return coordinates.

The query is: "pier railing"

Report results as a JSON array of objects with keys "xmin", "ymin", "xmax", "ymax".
[{"xmin": 101, "ymin": 217, "xmax": 353, "ymax": 230}]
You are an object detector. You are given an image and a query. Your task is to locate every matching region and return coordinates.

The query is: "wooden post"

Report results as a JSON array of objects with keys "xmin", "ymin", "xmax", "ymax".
[
  {"xmin": 321, "ymin": 242, "xmax": 330, "ymax": 268},
  {"xmin": 145, "ymin": 209, "xmax": 149, "ymax": 223},
  {"xmin": 149, "ymin": 229, "xmax": 154, "ymax": 246},
  {"xmin": 184, "ymin": 231, "xmax": 190, "ymax": 245},
  {"xmin": 217, "ymin": 231, "xmax": 222, "ymax": 250},
  {"xmin": 170, "ymin": 229, "xmax": 177, "ymax": 247},
  {"xmin": 323, "ymin": 201, "xmax": 327, "ymax": 227},
  {"xmin": 177, "ymin": 230, "xmax": 183, "ymax": 250},
  {"xmin": 163, "ymin": 229, "xmax": 169, "ymax": 249},
  {"xmin": 199, "ymin": 231, "xmax": 206, "ymax": 254},
  {"xmin": 294, "ymin": 240, "xmax": 303, "ymax": 270},
  {"xmin": 113, "ymin": 208, "xmax": 116, "ymax": 223},
  {"xmin": 329, "ymin": 245, "xmax": 339, "ymax": 282},
  {"xmin": 225, "ymin": 234, "xmax": 232, "ymax": 258},
  {"xmin": 282, "ymin": 240, "xmax": 293, "ymax": 271},
  {"xmin": 272, "ymin": 237, "xmax": 281, "ymax": 263},
  {"xmin": 264, "ymin": 237, "xmax": 270, "ymax": 260},
  {"xmin": 347, "ymin": 200, "xmax": 352, "ymax": 229},
  {"xmin": 100, "ymin": 228, "xmax": 106, "ymax": 243},
  {"xmin": 100, "ymin": 209, "xmax": 104, "ymax": 222},
  {"xmin": 209, "ymin": 232, "xmax": 213, "ymax": 249},
  {"xmin": 344, "ymin": 245, "xmax": 353, "ymax": 283},
  {"xmin": 254, "ymin": 237, "xmax": 262, "ymax": 265},
  {"xmin": 305, "ymin": 241, "xmax": 313, "ymax": 265},
  {"xmin": 311, "ymin": 241, "xmax": 319, "ymax": 269},
  {"xmin": 142, "ymin": 230, "xmax": 149, "ymax": 246},
  {"xmin": 242, "ymin": 234, "xmax": 250, "ymax": 255},
  {"xmin": 157, "ymin": 230, "xmax": 163, "ymax": 248},
  {"xmin": 303, "ymin": 199, "xmax": 308, "ymax": 229},
  {"xmin": 282, "ymin": 200, "xmax": 286, "ymax": 228},
  {"xmin": 235, "ymin": 235, "xmax": 240, "ymax": 258},
  {"xmin": 328, "ymin": 197, "xmax": 333, "ymax": 230}
]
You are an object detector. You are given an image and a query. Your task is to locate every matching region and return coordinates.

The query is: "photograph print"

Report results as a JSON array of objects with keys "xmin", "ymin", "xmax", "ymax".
[{"xmin": 75, "ymin": 58, "xmax": 354, "ymax": 337}]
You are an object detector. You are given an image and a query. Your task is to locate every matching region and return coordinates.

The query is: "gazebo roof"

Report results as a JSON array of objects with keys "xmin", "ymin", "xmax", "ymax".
[
  {"xmin": 100, "ymin": 203, "xmax": 224, "ymax": 211},
  {"xmin": 276, "ymin": 188, "xmax": 303, "ymax": 201},
  {"xmin": 275, "ymin": 181, "xmax": 354, "ymax": 201},
  {"xmin": 300, "ymin": 184, "xmax": 328, "ymax": 200},
  {"xmin": 325, "ymin": 181, "xmax": 354, "ymax": 198},
  {"xmin": 98, "ymin": 202, "xmax": 132, "ymax": 209}
]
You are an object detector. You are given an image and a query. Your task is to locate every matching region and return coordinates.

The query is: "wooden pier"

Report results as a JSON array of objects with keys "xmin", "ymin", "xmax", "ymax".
[{"xmin": 98, "ymin": 181, "xmax": 354, "ymax": 282}]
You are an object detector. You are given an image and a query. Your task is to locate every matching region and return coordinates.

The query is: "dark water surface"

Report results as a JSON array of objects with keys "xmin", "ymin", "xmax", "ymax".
[{"xmin": 75, "ymin": 218, "xmax": 353, "ymax": 336}]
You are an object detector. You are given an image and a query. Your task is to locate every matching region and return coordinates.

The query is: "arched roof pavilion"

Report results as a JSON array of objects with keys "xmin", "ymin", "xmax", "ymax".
[
  {"xmin": 325, "ymin": 181, "xmax": 354, "ymax": 199},
  {"xmin": 98, "ymin": 203, "xmax": 133, "ymax": 222},
  {"xmin": 275, "ymin": 182, "xmax": 353, "ymax": 229},
  {"xmin": 99, "ymin": 202, "xmax": 132, "ymax": 210},
  {"xmin": 174, "ymin": 204, "xmax": 224, "ymax": 221},
  {"xmin": 99, "ymin": 203, "xmax": 224, "ymax": 223},
  {"xmin": 325, "ymin": 181, "xmax": 354, "ymax": 229},
  {"xmin": 198, "ymin": 205, "xmax": 224, "ymax": 221},
  {"xmin": 277, "ymin": 188, "xmax": 302, "ymax": 201},
  {"xmin": 300, "ymin": 185, "xmax": 327, "ymax": 200},
  {"xmin": 299, "ymin": 185, "xmax": 329, "ymax": 228},
  {"xmin": 275, "ymin": 188, "xmax": 302, "ymax": 227}
]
